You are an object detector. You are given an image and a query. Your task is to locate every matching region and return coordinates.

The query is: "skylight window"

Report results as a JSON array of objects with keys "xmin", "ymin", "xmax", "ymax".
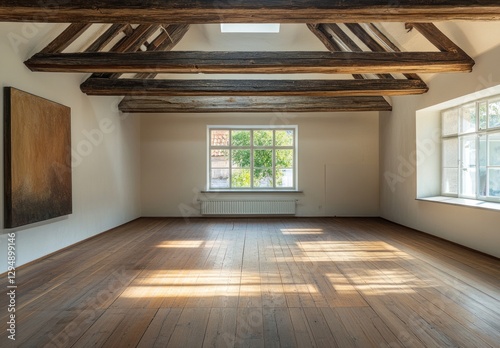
[{"xmin": 220, "ymin": 23, "xmax": 280, "ymax": 33}]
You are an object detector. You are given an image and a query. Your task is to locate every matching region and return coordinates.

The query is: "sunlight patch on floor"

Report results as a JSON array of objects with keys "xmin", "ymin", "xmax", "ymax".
[
  {"xmin": 281, "ymin": 228, "xmax": 324, "ymax": 235},
  {"xmin": 336, "ymin": 269, "xmax": 418, "ymax": 295},
  {"xmin": 295, "ymin": 241, "xmax": 413, "ymax": 261},
  {"xmin": 120, "ymin": 284, "xmax": 318, "ymax": 298},
  {"xmin": 155, "ymin": 240, "xmax": 224, "ymax": 248},
  {"xmin": 119, "ymin": 270, "xmax": 319, "ymax": 298}
]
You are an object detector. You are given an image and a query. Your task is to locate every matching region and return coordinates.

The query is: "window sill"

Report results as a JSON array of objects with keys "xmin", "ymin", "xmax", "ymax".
[
  {"xmin": 417, "ymin": 196, "xmax": 500, "ymax": 212},
  {"xmin": 201, "ymin": 190, "xmax": 303, "ymax": 194}
]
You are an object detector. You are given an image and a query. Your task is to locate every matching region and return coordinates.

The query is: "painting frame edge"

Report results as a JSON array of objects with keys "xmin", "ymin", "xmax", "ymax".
[
  {"xmin": 3, "ymin": 87, "xmax": 73, "ymax": 229},
  {"xmin": 4, "ymin": 87, "xmax": 14, "ymax": 228}
]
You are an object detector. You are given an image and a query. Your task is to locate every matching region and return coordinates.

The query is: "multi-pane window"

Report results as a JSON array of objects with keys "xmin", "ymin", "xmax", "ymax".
[
  {"xmin": 208, "ymin": 126, "xmax": 297, "ymax": 190},
  {"xmin": 442, "ymin": 96, "xmax": 500, "ymax": 201}
]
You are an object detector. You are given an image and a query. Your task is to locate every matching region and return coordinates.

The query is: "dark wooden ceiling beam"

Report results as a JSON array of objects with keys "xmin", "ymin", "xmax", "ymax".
[
  {"xmin": 311, "ymin": 23, "xmax": 387, "ymax": 79},
  {"xmin": 25, "ymin": 51, "xmax": 475, "ymax": 74},
  {"xmin": 91, "ymin": 24, "xmax": 162, "ymax": 79},
  {"xmin": 134, "ymin": 24, "xmax": 190, "ymax": 79},
  {"xmin": 40, "ymin": 23, "xmax": 92, "ymax": 54},
  {"xmin": 122, "ymin": 25, "xmax": 134, "ymax": 37},
  {"xmin": 344, "ymin": 23, "xmax": 386, "ymax": 52},
  {"xmin": 405, "ymin": 22, "xmax": 471, "ymax": 56},
  {"xmin": 1, "ymin": 1, "xmax": 500, "ymax": 23},
  {"xmin": 152, "ymin": 24, "xmax": 190, "ymax": 52},
  {"xmin": 110, "ymin": 24, "xmax": 161, "ymax": 53},
  {"xmin": 80, "ymin": 78, "xmax": 428, "ymax": 97},
  {"xmin": 130, "ymin": 24, "xmax": 189, "ymax": 79},
  {"xmin": 364, "ymin": 24, "xmax": 421, "ymax": 80},
  {"xmin": 306, "ymin": 24, "xmax": 343, "ymax": 52},
  {"xmin": 323, "ymin": 24, "xmax": 362, "ymax": 53},
  {"xmin": 86, "ymin": 24, "xmax": 129, "ymax": 52},
  {"xmin": 118, "ymin": 96, "xmax": 393, "ymax": 113},
  {"xmin": 345, "ymin": 23, "xmax": 421, "ymax": 80},
  {"xmin": 306, "ymin": 24, "xmax": 364, "ymax": 80},
  {"xmin": 321, "ymin": 23, "xmax": 393, "ymax": 79},
  {"xmin": 365, "ymin": 23, "xmax": 401, "ymax": 53},
  {"xmin": 405, "ymin": 23, "xmax": 474, "ymax": 82}
]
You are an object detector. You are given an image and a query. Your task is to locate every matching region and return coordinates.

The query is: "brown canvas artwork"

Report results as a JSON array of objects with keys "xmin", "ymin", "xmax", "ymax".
[{"xmin": 4, "ymin": 87, "xmax": 72, "ymax": 228}]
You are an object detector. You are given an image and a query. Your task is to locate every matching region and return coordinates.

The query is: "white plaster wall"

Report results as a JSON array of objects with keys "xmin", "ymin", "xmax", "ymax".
[
  {"xmin": 380, "ymin": 45, "xmax": 500, "ymax": 258},
  {"xmin": 0, "ymin": 23, "xmax": 142, "ymax": 272},
  {"xmin": 140, "ymin": 112, "xmax": 379, "ymax": 217}
]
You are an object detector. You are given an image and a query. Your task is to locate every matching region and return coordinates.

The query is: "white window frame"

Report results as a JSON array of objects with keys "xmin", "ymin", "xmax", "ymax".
[
  {"xmin": 441, "ymin": 95, "xmax": 500, "ymax": 203},
  {"xmin": 207, "ymin": 125, "xmax": 298, "ymax": 191}
]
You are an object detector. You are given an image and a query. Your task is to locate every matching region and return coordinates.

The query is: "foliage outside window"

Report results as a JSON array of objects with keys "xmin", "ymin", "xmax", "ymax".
[
  {"xmin": 441, "ymin": 96, "xmax": 500, "ymax": 201},
  {"xmin": 208, "ymin": 126, "xmax": 297, "ymax": 190}
]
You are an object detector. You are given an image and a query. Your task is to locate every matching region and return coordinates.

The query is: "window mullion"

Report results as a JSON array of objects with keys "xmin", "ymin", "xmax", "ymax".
[
  {"xmin": 475, "ymin": 101, "xmax": 480, "ymax": 199},
  {"xmin": 272, "ymin": 130, "xmax": 276, "ymax": 189},
  {"xmin": 458, "ymin": 106, "xmax": 463, "ymax": 197},
  {"xmin": 486, "ymin": 133, "xmax": 490, "ymax": 198},
  {"xmin": 475, "ymin": 133, "xmax": 480, "ymax": 200},
  {"xmin": 209, "ymin": 143, "xmax": 212, "ymax": 190},
  {"xmin": 250, "ymin": 130, "xmax": 254, "ymax": 189},
  {"xmin": 229, "ymin": 143, "xmax": 233, "ymax": 189},
  {"xmin": 460, "ymin": 135, "xmax": 463, "ymax": 198}
]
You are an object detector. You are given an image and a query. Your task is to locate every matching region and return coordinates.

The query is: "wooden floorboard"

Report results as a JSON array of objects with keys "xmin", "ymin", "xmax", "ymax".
[{"xmin": 1, "ymin": 217, "xmax": 499, "ymax": 347}]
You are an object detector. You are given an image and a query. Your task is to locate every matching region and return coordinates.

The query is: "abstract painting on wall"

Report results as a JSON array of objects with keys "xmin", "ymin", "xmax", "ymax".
[{"xmin": 4, "ymin": 87, "xmax": 72, "ymax": 228}]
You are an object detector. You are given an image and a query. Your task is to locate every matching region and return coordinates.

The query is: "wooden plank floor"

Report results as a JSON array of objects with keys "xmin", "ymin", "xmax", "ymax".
[{"xmin": 1, "ymin": 217, "xmax": 499, "ymax": 347}]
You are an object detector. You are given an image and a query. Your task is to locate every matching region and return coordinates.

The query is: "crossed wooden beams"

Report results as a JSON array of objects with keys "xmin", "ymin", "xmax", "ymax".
[{"xmin": 23, "ymin": 22, "xmax": 475, "ymax": 113}]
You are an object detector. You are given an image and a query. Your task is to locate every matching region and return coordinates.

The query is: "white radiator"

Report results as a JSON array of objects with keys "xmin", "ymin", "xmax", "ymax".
[{"xmin": 201, "ymin": 200, "xmax": 296, "ymax": 215}]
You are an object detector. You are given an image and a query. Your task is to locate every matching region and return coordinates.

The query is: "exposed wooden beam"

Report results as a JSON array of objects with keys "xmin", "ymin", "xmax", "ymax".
[
  {"xmin": 364, "ymin": 24, "xmax": 421, "ymax": 80},
  {"xmin": 365, "ymin": 23, "xmax": 402, "ymax": 53},
  {"xmin": 345, "ymin": 23, "xmax": 421, "ymax": 80},
  {"xmin": 306, "ymin": 23, "xmax": 364, "ymax": 80},
  {"xmin": 134, "ymin": 24, "xmax": 190, "ymax": 79},
  {"xmin": 40, "ymin": 23, "xmax": 92, "ymax": 53},
  {"xmin": 306, "ymin": 24, "xmax": 343, "ymax": 52},
  {"xmin": 152, "ymin": 24, "xmax": 190, "ymax": 52},
  {"xmin": 405, "ymin": 23, "xmax": 475, "ymax": 83},
  {"xmin": 319, "ymin": 23, "xmax": 393, "ymax": 79},
  {"xmin": 345, "ymin": 23, "xmax": 386, "ymax": 52},
  {"xmin": 91, "ymin": 24, "xmax": 161, "ymax": 79},
  {"xmin": 110, "ymin": 24, "xmax": 161, "ymax": 53},
  {"xmin": 405, "ymin": 22, "xmax": 471, "ymax": 56},
  {"xmin": 80, "ymin": 78, "xmax": 428, "ymax": 97},
  {"xmin": 25, "ymin": 51, "xmax": 475, "ymax": 74},
  {"xmin": 323, "ymin": 24, "xmax": 363, "ymax": 53},
  {"xmin": 118, "ymin": 96, "xmax": 393, "ymax": 113},
  {"xmin": 104, "ymin": 24, "xmax": 189, "ymax": 80},
  {"xmin": 1, "ymin": 1, "xmax": 500, "ymax": 23},
  {"xmin": 86, "ymin": 24, "xmax": 128, "ymax": 52},
  {"xmin": 122, "ymin": 24, "xmax": 134, "ymax": 37}
]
